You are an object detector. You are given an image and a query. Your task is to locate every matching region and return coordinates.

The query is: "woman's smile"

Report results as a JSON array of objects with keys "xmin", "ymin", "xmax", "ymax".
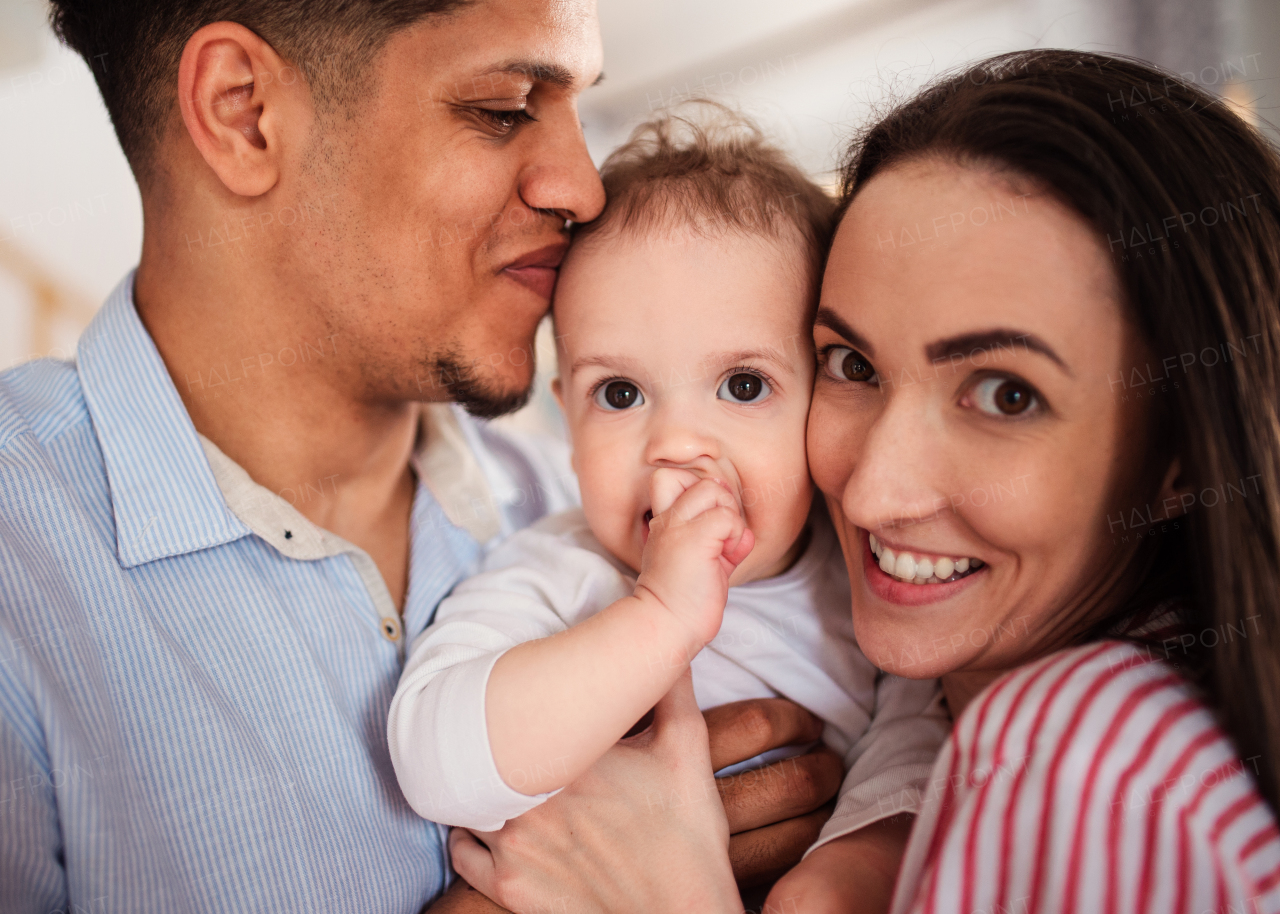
[{"xmin": 861, "ymin": 529, "xmax": 989, "ymax": 606}]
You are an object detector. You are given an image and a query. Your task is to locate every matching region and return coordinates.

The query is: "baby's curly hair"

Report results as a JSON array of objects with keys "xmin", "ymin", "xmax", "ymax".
[{"xmin": 576, "ymin": 102, "xmax": 836, "ymax": 295}]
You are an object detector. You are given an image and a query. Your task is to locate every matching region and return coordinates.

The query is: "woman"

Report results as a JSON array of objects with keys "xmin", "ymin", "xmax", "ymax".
[
  {"xmin": 796, "ymin": 48, "xmax": 1280, "ymax": 913},
  {"xmin": 451, "ymin": 50, "xmax": 1280, "ymax": 913}
]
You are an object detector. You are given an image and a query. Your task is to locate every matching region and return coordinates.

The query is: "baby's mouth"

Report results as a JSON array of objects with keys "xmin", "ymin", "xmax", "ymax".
[
  {"xmin": 643, "ymin": 509, "xmax": 653, "ymax": 533},
  {"xmin": 869, "ymin": 533, "xmax": 985, "ymax": 586}
]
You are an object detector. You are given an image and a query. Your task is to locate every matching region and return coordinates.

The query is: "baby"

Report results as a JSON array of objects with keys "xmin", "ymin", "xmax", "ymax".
[{"xmin": 389, "ymin": 112, "xmax": 949, "ymax": 908}]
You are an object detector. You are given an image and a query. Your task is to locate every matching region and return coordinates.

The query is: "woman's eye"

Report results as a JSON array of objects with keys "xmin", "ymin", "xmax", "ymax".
[
  {"xmin": 970, "ymin": 377, "xmax": 1039, "ymax": 417},
  {"xmin": 717, "ymin": 372, "xmax": 772, "ymax": 403},
  {"xmin": 825, "ymin": 347, "xmax": 877, "ymax": 383},
  {"xmin": 594, "ymin": 380, "xmax": 644, "ymax": 411}
]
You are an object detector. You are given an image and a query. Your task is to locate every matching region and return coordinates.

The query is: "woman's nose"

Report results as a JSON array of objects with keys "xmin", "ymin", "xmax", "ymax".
[{"xmin": 842, "ymin": 397, "xmax": 949, "ymax": 532}]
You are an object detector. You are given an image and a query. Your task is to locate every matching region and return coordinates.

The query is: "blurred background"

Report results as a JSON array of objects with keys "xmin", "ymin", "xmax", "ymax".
[{"xmin": 1, "ymin": 0, "xmax": 1278, "ymax": 385}]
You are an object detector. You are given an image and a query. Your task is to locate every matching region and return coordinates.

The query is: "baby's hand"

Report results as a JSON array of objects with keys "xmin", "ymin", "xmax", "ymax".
[{"xmin": 635, "ymin": 468, "xmax": 754, "ymax": 648}]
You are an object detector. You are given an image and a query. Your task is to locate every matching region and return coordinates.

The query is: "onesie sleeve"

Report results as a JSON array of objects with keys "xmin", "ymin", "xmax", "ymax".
[
  {"xmin": 388, "ymin": 514, "xmax": 633, "ymax": 831},
  {"xmin": 809, "ymin": 672, "xmax": 951, "ymax": 852}
]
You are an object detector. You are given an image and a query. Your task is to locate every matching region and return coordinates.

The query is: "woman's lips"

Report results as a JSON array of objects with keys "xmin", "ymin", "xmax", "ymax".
[
  {"xmin": 501, "ymin": 242, "xmax": 568, "ymax": 299},
  {"xmin": 861, "ymin": 530, "xmax": 987, "ymax": 606}
]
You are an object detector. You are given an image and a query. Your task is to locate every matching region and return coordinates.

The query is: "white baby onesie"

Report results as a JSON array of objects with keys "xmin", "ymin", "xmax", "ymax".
[{"xmin": 389, "ymin": 507, "xmax": 950, "ymax": 852}]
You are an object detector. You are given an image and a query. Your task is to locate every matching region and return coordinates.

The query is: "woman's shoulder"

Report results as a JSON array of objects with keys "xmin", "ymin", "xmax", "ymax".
[
  {"xmin": 935, "ymin": 640, "xmax": 1280, "ymax": 910},
  {"xmin": 955, "ymin": 641, "xmax": 1237, "ymax": 800},
  {"xmin": 960, "ymin": 640, "xmax": 1193, "ymax": 744}
]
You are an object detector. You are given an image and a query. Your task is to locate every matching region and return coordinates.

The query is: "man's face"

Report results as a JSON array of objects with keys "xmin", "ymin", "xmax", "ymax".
[{"xmin": 282, "ymin": 0, "xmax": 604, "ymax": 416}]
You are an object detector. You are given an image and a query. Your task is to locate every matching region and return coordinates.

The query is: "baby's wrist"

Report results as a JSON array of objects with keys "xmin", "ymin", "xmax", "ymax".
[{"xmin": 630, "ymin": 584, "xmax": 709, "ymax": 658}]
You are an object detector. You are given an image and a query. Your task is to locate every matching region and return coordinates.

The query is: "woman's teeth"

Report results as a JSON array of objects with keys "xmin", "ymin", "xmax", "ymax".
[{"xmin": 869, "ymin": 533, "xmax": 984, "ymax": 585}]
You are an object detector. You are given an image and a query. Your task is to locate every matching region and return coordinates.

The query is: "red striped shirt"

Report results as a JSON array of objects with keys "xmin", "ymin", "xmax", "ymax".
[{"xmin": 891, "ymin": 641, "xmax": 1280, "ymax": 914}]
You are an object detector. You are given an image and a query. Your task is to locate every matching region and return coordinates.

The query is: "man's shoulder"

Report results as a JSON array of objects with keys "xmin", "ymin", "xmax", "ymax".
[
  {"xmin": 419, "ymin": 404, "xmax": 579, "ymax": 546},
  {"xmin": 0, "ymin": 357, "xmax": 89, "ymax": 453},
  {"xmin": 464, "ymin": 412, "xmax": 578, "ymax": 510}
]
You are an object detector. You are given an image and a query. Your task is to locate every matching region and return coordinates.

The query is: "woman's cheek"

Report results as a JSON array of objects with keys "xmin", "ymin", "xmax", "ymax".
[{"xmin": 806, "ymin": 395, "xmax": 860, "ymax": 508}]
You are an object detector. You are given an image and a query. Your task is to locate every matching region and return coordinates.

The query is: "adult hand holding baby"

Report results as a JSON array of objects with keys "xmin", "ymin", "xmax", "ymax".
[
  {"xmin": 450, "ymin": 671, "xmax": 743, "ymax": 914},
  {"xmin": 636, "ymin": 468, "xmax": 755, "ymax": 650}
]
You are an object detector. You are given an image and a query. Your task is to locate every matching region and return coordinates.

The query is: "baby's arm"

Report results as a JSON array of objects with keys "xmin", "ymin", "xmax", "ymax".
[
  {"xmin": 765, "ymin": 815, "xmax": 914, "ymax": 914},
  {"xmin": 486, "ymin": 469, "xmax": 754, "ymax": 796}
]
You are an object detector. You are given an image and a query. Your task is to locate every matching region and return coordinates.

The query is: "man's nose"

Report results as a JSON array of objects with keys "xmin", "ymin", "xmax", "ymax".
[{"xmin": 518, "ymin": 107, "xmax": 606, "ymax": 224}]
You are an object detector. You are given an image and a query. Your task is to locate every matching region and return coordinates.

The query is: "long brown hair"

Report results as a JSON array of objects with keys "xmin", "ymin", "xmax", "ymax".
[{"xmin": 835, "ymin": 50, "xmax": 1280, "ymax": 812}]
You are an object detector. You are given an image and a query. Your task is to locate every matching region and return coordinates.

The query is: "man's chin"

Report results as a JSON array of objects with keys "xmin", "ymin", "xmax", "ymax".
[
  {"xmin": 450, "ymin": 381, "xmax": 532, "ymax": 420},
  {"xmin": 437, "ymin": 361, "xmax": 534, "ymax": 420}
]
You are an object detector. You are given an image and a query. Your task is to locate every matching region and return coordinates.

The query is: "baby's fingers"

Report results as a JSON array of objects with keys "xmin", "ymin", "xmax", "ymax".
[
  {"xmin": 666, "ymin": 478, "xmax": 740, "ymax": 524},
  {"xmin": 650, "ymin": 467, "xmax": 702, "ymax": 516},
  {"xmin": 723, "ymin": 527, "xmax": 755, "ymax": 568}
]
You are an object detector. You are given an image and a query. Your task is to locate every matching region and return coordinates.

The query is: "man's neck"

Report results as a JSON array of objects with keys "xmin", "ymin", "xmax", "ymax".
[{"xmin": 133, "ymin": 251, "xmax": 420, "ymax": 609}]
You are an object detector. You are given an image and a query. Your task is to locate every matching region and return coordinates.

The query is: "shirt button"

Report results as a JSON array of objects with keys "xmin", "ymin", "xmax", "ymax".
[{"xmin": 381, "ymin": 616, "xmax": 402, "ymax": 642}]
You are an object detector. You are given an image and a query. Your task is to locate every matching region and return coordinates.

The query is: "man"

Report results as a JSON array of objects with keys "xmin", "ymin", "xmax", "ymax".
[{"xmin": 0, "ymin": 2, "xmax": 842, "ymax": 911}]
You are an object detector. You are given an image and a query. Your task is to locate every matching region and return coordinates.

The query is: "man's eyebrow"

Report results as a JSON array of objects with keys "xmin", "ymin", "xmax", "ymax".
[
  {"xmin": 814, "ymin": 307, "xmax": 876, "ymax": 357},
  {"xmin": 925, "ymin": 329, "xmax": 1071, "ymax": 375},
  {"xmin": 476, "ymin": 60, "xmax": 594, "ymax": 90},
  {"xmin": 569, "ymin": 354, "xmax": 641, "ymax": 374}
]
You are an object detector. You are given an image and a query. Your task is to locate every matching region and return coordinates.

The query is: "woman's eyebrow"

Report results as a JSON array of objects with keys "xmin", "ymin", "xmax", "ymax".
[
  {"xmin": 814, "ymin": 308, "xmax": 876, "ymax": 357},
  {"xmin": 924, "ymin": 330, "xmax": 1072, "ymax": 376}
]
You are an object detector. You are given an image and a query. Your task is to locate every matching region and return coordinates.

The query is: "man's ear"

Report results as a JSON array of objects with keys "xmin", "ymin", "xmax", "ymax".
[
  {"xmin": 1156, "ymin": 458, "xmax": 1194, "ymax": 520},
  {"xmin": 177, "ymin": 22, "xmax": 301, "ymax": 197}
]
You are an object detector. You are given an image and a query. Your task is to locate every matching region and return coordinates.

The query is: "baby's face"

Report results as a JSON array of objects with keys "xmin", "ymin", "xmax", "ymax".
[{"xmin": 553, "ymin": 227, "xmax": 816, "ymax": 584}]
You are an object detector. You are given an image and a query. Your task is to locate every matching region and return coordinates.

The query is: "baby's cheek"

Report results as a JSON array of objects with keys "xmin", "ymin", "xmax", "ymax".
[
  {"xmin": 578, "ymin": 470, "xmax": 645, "ymax": 569},
  {"xmin": 741, "ymin": 462, "xmax": 813, "ymax": 540}
]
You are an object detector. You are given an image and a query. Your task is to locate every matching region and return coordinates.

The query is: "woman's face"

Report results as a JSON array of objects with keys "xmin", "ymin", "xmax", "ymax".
[{"xmin": 810, "ymin": 158, "xmax": 1171, "ymax": 682}]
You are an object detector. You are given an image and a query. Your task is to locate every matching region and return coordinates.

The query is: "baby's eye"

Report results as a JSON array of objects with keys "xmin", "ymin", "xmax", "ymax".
[
  {"xmin": 968, "ymin": 377, "xmax": 1040, "ymax": 418},
  {"xmin": 825, "ymin": 347, "xmax": 877, "ymax": 383},
  {"xmin": 594, "ymin": 379, "xmax": 644, "ymax": 411},
  {"xmin": 717, "ymin": 372, "xmax": 772, "ymax": 404}
]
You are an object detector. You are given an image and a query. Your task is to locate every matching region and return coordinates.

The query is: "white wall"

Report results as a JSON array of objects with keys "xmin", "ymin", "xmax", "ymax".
[{"xmin": 0, "ymin": 8, "xmax": 142, "ymax": 369}]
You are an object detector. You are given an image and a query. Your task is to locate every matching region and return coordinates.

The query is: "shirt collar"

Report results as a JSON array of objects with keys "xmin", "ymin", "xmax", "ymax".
[
  {"xmin": 77, "ymin": 272, "xmax": 250, "ymax": 568},
  {"xmin": 414, "ymin": 404, "xmax": 504, "ymax": 545},
  {"xmin": 198, "ymin": 415, "xmax": 481, "ymax": 642},
  {"xmin": 77, "ymin": 273, "xmax": 492, "ymax": 588}
]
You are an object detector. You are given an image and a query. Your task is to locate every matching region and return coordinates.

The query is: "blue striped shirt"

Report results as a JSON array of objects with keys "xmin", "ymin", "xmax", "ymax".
[{"xmin": 0, "ymin": 274, "xmax": 576, "ymax": 913}]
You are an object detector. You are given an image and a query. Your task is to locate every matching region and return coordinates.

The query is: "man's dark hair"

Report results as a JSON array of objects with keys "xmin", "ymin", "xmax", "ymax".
[{"xmin": 48, "ymin": 1, "xmax": 468, "ymax": 180}]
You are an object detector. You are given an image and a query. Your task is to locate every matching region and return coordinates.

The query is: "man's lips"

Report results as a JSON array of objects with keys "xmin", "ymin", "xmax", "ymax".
[{"xmin": 501, "ymin": 241, "xmax": 569, "ymax": 299}]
